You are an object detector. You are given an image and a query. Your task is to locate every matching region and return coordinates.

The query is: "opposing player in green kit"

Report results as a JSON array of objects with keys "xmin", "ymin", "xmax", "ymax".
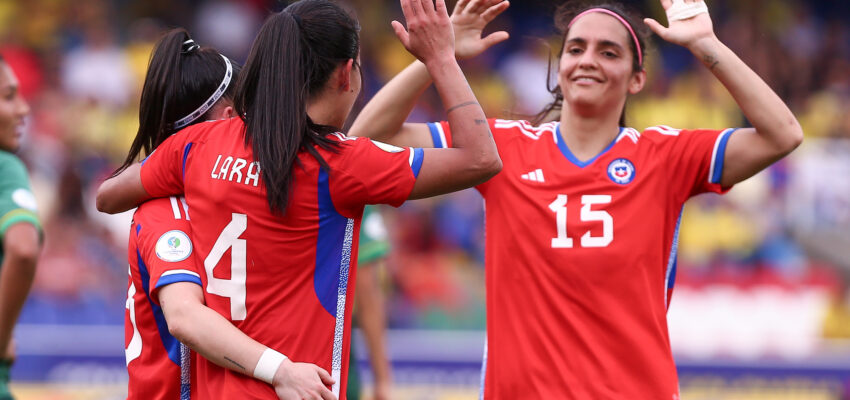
[{"xmin": 0, "ymin": 54, "xmax": 41, "ymax": 400}]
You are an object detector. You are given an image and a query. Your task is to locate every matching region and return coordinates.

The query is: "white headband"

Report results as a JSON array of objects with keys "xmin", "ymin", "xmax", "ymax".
[
  {"xmin": 666, "ymin": 0, "xmax": 709, "ymax": 22},
  {"xmin": 172, "ymin": 54, "xmax": 233, "ymax": 130}
]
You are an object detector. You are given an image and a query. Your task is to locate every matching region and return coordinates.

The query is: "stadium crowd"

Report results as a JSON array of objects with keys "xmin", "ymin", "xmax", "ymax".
[{"xmin": 1, "ymin": 0, "xmax": 848, "ymax": 349}]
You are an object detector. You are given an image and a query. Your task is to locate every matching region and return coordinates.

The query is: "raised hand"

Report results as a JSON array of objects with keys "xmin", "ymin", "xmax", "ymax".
[
  {"xmin": 273, "ymin": 360, "xmax": 337, "ymax": 400},
  {"xmin": 451, "ymin": 0, "xmax": 510, "ymax": 60},
  {"xmin": 643, "ymin": 0, "xmax": 715, "ymax": 49},
  {"xmin": 392, "ymin": 0, "xmax": 455, "ymax": 65}
]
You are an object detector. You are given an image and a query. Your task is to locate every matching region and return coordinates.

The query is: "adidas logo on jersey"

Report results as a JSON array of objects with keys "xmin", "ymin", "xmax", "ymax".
[{"xmin": 521, "ymin": 169, "xmax": 545, "ymax": 183}]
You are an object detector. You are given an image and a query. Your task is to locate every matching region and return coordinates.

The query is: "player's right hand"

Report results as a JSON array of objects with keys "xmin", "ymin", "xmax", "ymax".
[
  {"xmin": 392, "ymin": 0, "xmax": 455, "ymax": 66},
  {"xmin": 272, "ymin": 359, "xmax": 336, "ymax": 400},
  {"xmin": 451, "ymin": 0, "xmax": 510, "ymax": 60}
]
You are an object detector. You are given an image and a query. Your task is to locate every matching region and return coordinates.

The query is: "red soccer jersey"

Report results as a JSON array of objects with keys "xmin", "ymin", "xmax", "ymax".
[
  {"xmin": 139, "ymin": 118, "xmax": 423, "ymax": 399},
  {"xmin": 126, "ymin": 196, "xmax": 202, "ymax": 400},
  {"xmin": 428, "ymin": 119, "xmax": 736, "ymax": 399}
]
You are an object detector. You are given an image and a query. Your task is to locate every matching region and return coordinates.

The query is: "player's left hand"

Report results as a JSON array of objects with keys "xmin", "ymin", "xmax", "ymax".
[
  {"xmin": 643, "ymin": 0, "xmax": 715, "ymax": 49},
  {"xmin": 451, "ymin": 0, "xmax": 510, "ymax": 60}
]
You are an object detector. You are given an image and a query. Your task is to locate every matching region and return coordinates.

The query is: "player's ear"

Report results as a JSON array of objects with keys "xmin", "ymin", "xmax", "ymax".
[
  {"xmin": 222, "ymin": 105, "xmax": 235, "ymax": 119},
  {"xmin": 628, "ymin": 69, "xmax": 646, "ymax": 95},
  {"xmin": 336, "ymin": 59, "xmax": 354, "ymax": 92}
]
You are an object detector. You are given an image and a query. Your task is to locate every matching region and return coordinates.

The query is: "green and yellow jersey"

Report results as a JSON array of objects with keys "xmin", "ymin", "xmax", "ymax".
[{"xmin": 0, "ymin": 150, "xmax": 41, "ymax": 263}]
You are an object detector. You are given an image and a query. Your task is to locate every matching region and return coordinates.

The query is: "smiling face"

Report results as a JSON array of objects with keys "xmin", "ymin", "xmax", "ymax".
[
  {"xmin": 0, "ymin": 63, "xmax": 30, "ymax": 152},
  {"xmin": 557, "ymin": 12, "xmax": 645, "ymax": 118}
]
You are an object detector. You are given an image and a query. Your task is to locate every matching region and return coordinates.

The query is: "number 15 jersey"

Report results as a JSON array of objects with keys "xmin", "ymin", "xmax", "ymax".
[{"xmin": 428, "ymin": 119, "xmax": 736, "ymax": 400}]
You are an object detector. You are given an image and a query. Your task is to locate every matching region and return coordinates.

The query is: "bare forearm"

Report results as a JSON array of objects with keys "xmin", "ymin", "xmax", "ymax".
[
  {"xmin": 690, "ymin": 37, "xmax": 802, "ymax": 150},
  {"xmin": 428, "ymin": 60, "xmax": 491, "ymax": 152},
  {"xmin": 350, "ymin": 61, "xmax": 432, "ymax": 141},
  {"xmin": 168, "ymin": 301, "xmax": 265, "ymax": 376},
  {"xmin": 96, "ymin": 163, "xmax": 150, "ymax": 214},
  {"xmin": 0, "ymin": 256, "xmax": 37, "ymax": 357}
]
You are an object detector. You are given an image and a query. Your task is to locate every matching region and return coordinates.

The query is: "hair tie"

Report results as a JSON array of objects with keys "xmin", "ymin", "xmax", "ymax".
[
  {"xmin": 291, "ymin": 13, "xmax": 303, "ymax": 28},
  {"xmin": 568, "ymin": 8, "xmax": 643, "ymax": 67},
  {"xmin": 181, "ymin": 39, "xmax": 200, "ymax": 54}
]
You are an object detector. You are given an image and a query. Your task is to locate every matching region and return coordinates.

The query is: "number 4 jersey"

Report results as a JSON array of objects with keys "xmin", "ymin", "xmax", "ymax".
[
  {"xmin": 428, "ymin": 119, "xmax": 736, "ymax": 400},
  {"xmin": 139, "ymin": 117, "xmax": 423, "ymax": 399}
]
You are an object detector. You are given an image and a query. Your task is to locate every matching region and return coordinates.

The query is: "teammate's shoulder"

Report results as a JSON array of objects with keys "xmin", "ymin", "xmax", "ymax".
[
  {"xmin": 638, "ymin": 125, "xmax": 693, "ymax": 145},
  {"xmin": 491, "ymin": 119, "xmax": 559, "ymax": 142},
  {"xmin": 178, "ymin": 117, "xmax": 242, "ymax": 141},
  {"xmin": 330, "ymin": 132, "xmax": 408, "ymax": 154},
  {"xmin": 134, "ymin": 197, "xmax": 189, "ymax": 225},
  {"xmin": 641, "ymin": 125, "xmax": 730, "ymax": 143},
  {"xmin": 328, "ymin": 132, "xmax": 360, "ymax": 144},
  {"xmin": 642, "ymin": 125, "xmax": 684, "ymax": 137}
]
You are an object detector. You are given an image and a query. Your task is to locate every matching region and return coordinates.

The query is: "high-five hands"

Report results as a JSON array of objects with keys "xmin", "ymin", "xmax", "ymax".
[
  {"xmin": 451, "ymin": 0, "xmax": 510, "ymax": 59},
  {"xmin": 392, "ymin": 0, "xmax": 455, "ymax": 65}
]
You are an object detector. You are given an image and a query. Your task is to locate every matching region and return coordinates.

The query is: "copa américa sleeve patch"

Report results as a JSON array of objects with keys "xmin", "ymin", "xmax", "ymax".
[
  {"xmin": 12, "ymin": 189, "xmax": 38, "ymax": 211},
  {"xmin": 370, "ymin": 140, "xmax": 405, "ymax": 153},
  {"xmin": 155, "ymin": 230, "xmax": 193, "ymax": 262}
]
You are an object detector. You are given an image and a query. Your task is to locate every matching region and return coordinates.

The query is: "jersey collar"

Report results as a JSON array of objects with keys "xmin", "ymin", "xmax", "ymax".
[{"xmin": 555, "ymin": 123, "xmax": 622, "ymax": 168}]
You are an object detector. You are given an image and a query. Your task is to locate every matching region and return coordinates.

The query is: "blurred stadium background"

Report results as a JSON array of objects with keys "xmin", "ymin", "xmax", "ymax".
[{"xmin": 1, "ymin": 0, "xmax": 849, "ymax": 398}]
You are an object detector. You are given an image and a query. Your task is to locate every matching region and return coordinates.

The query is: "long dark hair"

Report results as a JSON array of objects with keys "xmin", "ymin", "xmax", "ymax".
[
  {"xmin": 532, "ymin": 2, "xmax": 649, "ymax": 126},
  {"xmin": 235, "ymin": 0, "xmax": 360, "ymax": 215},
  {"xmin": 111, "ymin": 28, "xmax": 241, "ymax": 177}
]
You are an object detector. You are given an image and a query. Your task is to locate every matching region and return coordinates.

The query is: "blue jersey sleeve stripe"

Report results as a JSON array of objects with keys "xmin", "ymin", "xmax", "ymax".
[
  {"xmin": 141, "ymin": 149, "xmax": 155, "ymax": 166},
  {"xmin": 136, "ymin": 250, "xmax": 182, "ymax": 365},
  {"xmin": 182, "ymin": 143, "xmax": 194, "ymax": 181},
  {"xmin": 709, "ymin": 129, "xmax": 736, "ymax": 184},
  {"xmin": 410, "ymin": 148, "xmax": 425, "ymax": 178},
  {"xmin": 427, "ymin": 123, "xmax": 447, "ymax": 148},
  {"xmin": 155, "ymin": 273, "xmax": 203, "ymax": 289}
]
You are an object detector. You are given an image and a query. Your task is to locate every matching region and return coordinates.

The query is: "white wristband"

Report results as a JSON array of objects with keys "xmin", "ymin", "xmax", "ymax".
[
  {"xmin": 667, "ymin": 0, "xmax": 709, "ymax": 22},
  {"xmin": 253, "ymin": 348, "xmax": 288, "ymax": 385}
]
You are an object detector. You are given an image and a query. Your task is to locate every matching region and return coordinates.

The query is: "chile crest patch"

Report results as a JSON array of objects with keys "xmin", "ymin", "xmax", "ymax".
[{"xmin": 607, "ymin": 158, "xmax": 636, "ymax": 185}]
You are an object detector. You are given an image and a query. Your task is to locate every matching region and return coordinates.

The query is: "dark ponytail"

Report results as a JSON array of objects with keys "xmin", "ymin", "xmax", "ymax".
[
  {"xmin": 111, "ymin": 28, "xmax": 241, "ymax": 177},
  {"xmin": 532, "ymin": 2, "xmax": 648, "ymax": 126},
  {"xmin": 235, "ymin": 0, "xmax": 360, "ymax": 215}
]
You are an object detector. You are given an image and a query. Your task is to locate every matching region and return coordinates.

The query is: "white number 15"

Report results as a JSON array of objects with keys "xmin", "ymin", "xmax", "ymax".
[{"xmin": 548, "ymin": 195, "xmax": 613, "ymax": 248}]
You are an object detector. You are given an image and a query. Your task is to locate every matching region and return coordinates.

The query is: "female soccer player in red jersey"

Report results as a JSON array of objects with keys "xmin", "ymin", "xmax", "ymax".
[
  {"xmin": 348, "ymin": 0, "xmax": 804, "ymax": 398},
  {"xmin": 116, "ymin": 28, "xmax": 333, "ymax": 400},
  {"xmin": 97, "ymin": 0, "xmax": 500, "ymax": 399}
]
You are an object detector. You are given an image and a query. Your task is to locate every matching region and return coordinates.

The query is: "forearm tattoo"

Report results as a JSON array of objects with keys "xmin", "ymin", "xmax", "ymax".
[
  {"xmin": 446, "ymin": 101, "xmax": 479, "ymax": 114},
  {"xmin": 703, "ymin": 54, "xmax": 719, "ymax": 71},
  {"xmin": 224, "ymin": 356, "xmax": 247, "ymax": 371}
]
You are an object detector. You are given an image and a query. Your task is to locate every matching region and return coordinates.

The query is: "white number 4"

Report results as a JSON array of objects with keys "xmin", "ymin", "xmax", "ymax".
[
  {"xmin": 205, "ymin": 213, "xmax": 248, "ymax": 320},
  {"xmin": 548, "ymin": 195, "xmax": 613, "ymax": 248}
]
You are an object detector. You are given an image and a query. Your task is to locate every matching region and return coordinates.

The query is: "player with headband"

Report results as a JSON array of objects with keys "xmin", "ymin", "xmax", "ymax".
[
  {"xmin": 112, "ymin": 29, "xmax": 334, "ymax": 399},
  {"xmin": 349, "ymin": 0, "xmax": 803, "ymax": 398},
  {"xmin": 98, "ymin": 0, "xmax": 500, "ymax": 398}
]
